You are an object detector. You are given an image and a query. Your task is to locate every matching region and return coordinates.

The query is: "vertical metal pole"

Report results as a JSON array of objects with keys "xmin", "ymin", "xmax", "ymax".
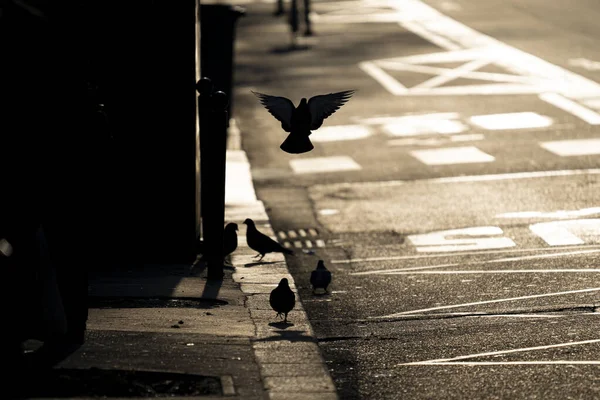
[{"xmin": 197, "ymin": 77, "xmax": 228, "ymax": 280}]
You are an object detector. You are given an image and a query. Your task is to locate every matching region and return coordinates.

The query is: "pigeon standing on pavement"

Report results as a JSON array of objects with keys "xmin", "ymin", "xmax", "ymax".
[
  {"xmin": 243, "ymin": 218, "xmax": 294, "ymax": 261},
  {"xmin": 223, "ymin": 222, "xmax": 238, "ymax": 257},
  {"xmin": 269, "ymin": 278, "xmax": 295, "ymax": 323},
  {"xmin": 252, "ymin": 90, "xmax": 355, "ymax": 154},
  {"xmin": 310, "ymin": 259, "xmax": 331, "ymax": 294}
]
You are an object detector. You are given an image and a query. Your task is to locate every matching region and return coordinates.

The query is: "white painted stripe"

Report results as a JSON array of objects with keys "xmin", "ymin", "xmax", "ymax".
[
  {"xmin": 308, "ymin": 228, "xmax": 319, "ymax": 237},
  {"xmin": 350, "ymin": 249, "xmax": 600, "ymax": 275},
  {"xmin": 469, "ymin": 112, "xmax": 552, "ymax": 130},
  {"xmin": 277, "ymin": 231, "xmax": 287, "ymax": 240},
  {"xmin": 413, "ymin": 58, "xmax": 491, "ymax": 89},
  {"xmin": 400, "ymin": 339, "xmax": 600, "ymax": 365},
  {"xmin": 305, "ymin": 240, "xmax": 313, "ymax": 248},
  {"xmin": 540, "ymin": 93, "xmax": 600, "ymax": 124},
  {"xmin": 293, "ymin": 241, "xmax": 303, "ymax": 249},
  {"xmin": 411, "ymin": 146, "xmax": 495, "ymax": 165},
  {"xmin": 383, "ymin": 119, "xmax": 467, "ymax": 137},
  {"xmin": 360, "ymin": 113, "xmax": 460, "ymax": 125},
  {"xmin": 375, "ymin": 288, "xmax": 600, "ymax": 318},
  {"xmin": 358, "ymin": 62, "xmax": 407, "ymax": 95},
  {"xmin": 225, "ymin": 150, "xmax": 259, "ymax": 205},
  {"xmin": 451, "ymin": 134, "xmax": 485, "ymax": 142},
  {"xmin": 315, "ymin": 239, "xmax": 326, "ymax": 247},
  {"xmin": 318, "ymin": 209, "xmax": 339, "ymax": 216},
  {"xmin": 283, "ymin": 242, "xmax": 292, "ymax": 249},
  {"xmin": 530, "ymin": 222, "xmax": 585, "ymax": 246},
  {"xmin": 298, "ymin": 229, "xmax": 307, "ymax": 237},
  {"xmin": 496, "ymin": 207, "xmax": 600, "ymax": 219},
  {"xmin": 540, "ymin": 138, "xmax": 600, "ymax": 156},
  {"xmin": 333, "ymin": 244, "xmax": 600, "ymax": 264},
  {"xmin": 289, "ymin": 156, "xmax": 362, "ymax": 174},
  {"xmin": 381, "ymin": 269, "xmax": 600, "ymax": 275},
  {"xmin": 399, "ymin": 20, "xmax": 461, "ymax": 51},
  {"xmin": 287, "ymin": 230, "xmax": 298, "ymax": 239},
  {"xmin": 404, "ymin": 361, "xmax": 600, "ymax": 366},
  {"xmin": 310, "ymin": 125, "xmax": 372, "ymax": 142}
]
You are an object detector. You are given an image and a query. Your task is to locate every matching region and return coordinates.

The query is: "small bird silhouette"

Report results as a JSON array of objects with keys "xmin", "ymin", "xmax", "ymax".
[
  {"xmin": 223, "ymin": 222, "xmax": 238, "ymax": 257},
  {"xmin": 270, "ymin": 278, "xmax": 295, "ymax": 323},
  {"xmin": 310, "ymin": 260, "xmax": 331, "ymax": 294},
  {"xmin": 244, "ymin": 218, "xmax": 294, "ymax": 261},
  {"xmin": 252, "ymin": 90, "xmax": 355, "ymax": 154}
]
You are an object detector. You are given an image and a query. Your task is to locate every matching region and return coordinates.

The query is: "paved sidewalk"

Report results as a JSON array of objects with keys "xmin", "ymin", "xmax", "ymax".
[{"xmin": 19, "ymin": 119, "xmax": 337, "ymax": 399}]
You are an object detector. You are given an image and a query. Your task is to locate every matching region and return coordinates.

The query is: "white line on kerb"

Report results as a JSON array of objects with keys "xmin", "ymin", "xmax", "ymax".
[
  {"xmin": 399, "ymin": 338, "xmax": 600, "ymax": 365},
  {"xmin": 374, "ymin": 288, "xmax": 600, "ymax": 318}
]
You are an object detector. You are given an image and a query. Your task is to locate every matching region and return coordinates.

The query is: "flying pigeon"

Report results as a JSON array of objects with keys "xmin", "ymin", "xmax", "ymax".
[
  {"xmin": 252, "ymin": 90, "xmax": 355, "ymax": 154},
  {"xmin": 310, "ymin": 259, "xmax": 331, "ymax": 294},
  {"xmin": 223, "ymin": 222, "xmax": 238, "ymax": 257},
  {"xmin": 243, "ymin": 218, "xmax": 294, "ymax": 261},
  {"xmin": 269, "ymin": 278, "xmax": 295, "ymax": 323}
]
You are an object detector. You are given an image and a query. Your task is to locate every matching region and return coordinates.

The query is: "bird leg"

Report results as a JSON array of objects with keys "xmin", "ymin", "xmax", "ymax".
[
  {"xmin": 283, "ymin": 313, "xmax": 288, "ymax": 323},
  {"xmin": 254, "ymin": 253, "xmax": 265, "ymax": 261}
]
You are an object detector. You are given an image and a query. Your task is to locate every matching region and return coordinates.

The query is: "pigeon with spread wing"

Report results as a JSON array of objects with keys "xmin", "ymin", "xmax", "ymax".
[{"xmin": 252, "ymin": 90, "xmax": 355, "ymax": 154}]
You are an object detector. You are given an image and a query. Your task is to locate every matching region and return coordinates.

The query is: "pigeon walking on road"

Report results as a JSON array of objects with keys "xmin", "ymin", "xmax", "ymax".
[
  {"xmin": 223, "ymin": 222, "xmax": 238, "ymax": 257},
  {"xmin": 244, "ymin": 218, "xmax": 294, "ymax": 261},
  {"xmin": 252, "ymin": 90, "xmax": 355, "ymax": 154},
  {"xmin": 310, "ymin": 260, "xmax": 331, "ymax": 294},
  {"xmin": 270, "ymin": 278, "xmax": 295, "ymax": 323}
]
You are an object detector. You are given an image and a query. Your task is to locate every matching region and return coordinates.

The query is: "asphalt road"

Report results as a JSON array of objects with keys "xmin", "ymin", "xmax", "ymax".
[{"xmin": 232, "ymin": 0, "xmax": 600, "ymax": 398}]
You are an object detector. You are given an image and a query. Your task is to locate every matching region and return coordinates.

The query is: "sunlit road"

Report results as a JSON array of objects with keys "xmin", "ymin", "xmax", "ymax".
[{"xmin": 233, "ymin": 0, "xmax": 600, "ymax": 398}]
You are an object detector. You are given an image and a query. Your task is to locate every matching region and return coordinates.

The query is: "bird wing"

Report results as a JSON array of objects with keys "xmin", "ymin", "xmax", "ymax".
[
  {"xmin": 307, "ymin": 90, "xmax": 355, "ymax": 130},
  {"xmin": 252, "ymin": 91, "xmax": 295, "ymax": 132}
]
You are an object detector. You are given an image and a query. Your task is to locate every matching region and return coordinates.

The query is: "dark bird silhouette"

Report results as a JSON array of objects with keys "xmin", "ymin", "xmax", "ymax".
[
  {"xmin": 269, "ymin": 278, "xmax": 295, "ymax": 323},
  {"xmin": 223, "ymin": 222, "xmax": 238, "ymax": 257},
  {"xmin": 243, "ymin": 218, "xmax": 294, "ymax": 261},
  {"xmin": 252, "ymin": 90, "xmax": 355, "ymax": 154},
  {"xmin": 310, "ymin": 260, "xmax": 331, "ymax": 294}
]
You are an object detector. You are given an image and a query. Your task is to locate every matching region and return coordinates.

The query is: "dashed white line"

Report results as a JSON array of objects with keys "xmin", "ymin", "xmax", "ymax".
[
  {"xmin": 410, "ymin": 146, "xmax": 495, "ymax": 165},
  {"xmin": 540, "ymin": 138, "xmax": 600, "ymax": 157}
]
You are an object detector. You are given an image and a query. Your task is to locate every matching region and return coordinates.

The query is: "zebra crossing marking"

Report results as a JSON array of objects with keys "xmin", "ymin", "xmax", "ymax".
[
  {"xmin": 540, "ymin": 138, "xmax": 600, "ymax": 157},
  {"xmin": 410, "ymin": 146, "xmax": 495, "ymax": 165},
  {"xmin": 469, "ymin": 112, "xmax": 552, "ymax": 130},
  {"xmin": 289, "ymin": 156, "xmax": 362, "ymax": 174}
]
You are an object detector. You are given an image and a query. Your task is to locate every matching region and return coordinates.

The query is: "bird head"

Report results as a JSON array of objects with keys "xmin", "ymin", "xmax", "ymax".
[
  {"xmin": 299, "ymin": 98, "xmax": 308, "ymax": 107},
  {"xmin": 226, "ymin": 223, "xmax": 238, "ymax": 231},
  {"xmin": 317, "ymin": 260, "xmax": 327, "ymax": 270},
  {"xmin": 279, "ymin": 278, "xmax": 289, "ymax": 287},
  {"xmin": 243, "ymin": 218, "xmax": 254, "ymax": 227}
]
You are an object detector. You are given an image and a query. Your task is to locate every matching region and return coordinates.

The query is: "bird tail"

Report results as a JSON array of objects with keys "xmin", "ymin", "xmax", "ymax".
[
  {"xmin": 283, "ymin": 247, "xmax": 295, "ymax": 255},
  {"xmin": 280, "ymin": 133, "xmax": 314, "ymax": 154}
]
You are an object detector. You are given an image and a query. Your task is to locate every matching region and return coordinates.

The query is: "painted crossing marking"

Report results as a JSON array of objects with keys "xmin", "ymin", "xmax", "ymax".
[
  {"xmin": 310, "ymin": 125, "xmax": 372, "ymax": 142},
  {"xmin": 374, "ymin": 288, "xmax": 600, "ymax": 318},
  {"xmin": 289, "ymin": 156, "xmax": 362, "ymax": 174},
  {"xmin": 469, "ymin": 112, "xmax": 552, "ymax": 130},
  {"xmin": 358, "ymin": 0, "xmax": 600, "ymax": 122},
  {"xmin": 540, "ymin": 138, "xmax": 600, "ymax": 157},
  {"xmin": 398, "ymin": 339, "xmax": 600, "ymax": 366},
  {"xmin": 496, "ymin": 207, "xmax": 600, "ymax": 219},
  {"xmin": 410, "ymin": 146, "xmax": 495, "ymax": 166}
]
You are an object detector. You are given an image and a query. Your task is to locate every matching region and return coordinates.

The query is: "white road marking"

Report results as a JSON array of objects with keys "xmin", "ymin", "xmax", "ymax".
[
  {"xmin": 319, "ymin": 209, "xmax": 340, "ymax": 216},
  {"xmin": 289, "ymin": 156, "xmax": 362, "ymax": 174},
  {"xmin": 315, "ymin": 239, "xmax": 326, "ymax": 247},
  {"xmin": 399, "ymin": 338, "xmax": 600, "ymax": 365},
  {"xmin": 410, "ymin": 146, "xmax": 495, "ymax": 165},
  {"xmin": 404, "ymin": 361, "xmax": 600, "ymax": 366},
  {"xmin": 360, "ymin": 113, "xmax": 460, "ymax": 125},
  {"xmin": 332, "ymin": 244, "xmax": 600, "ymax": 264},
  {"xmin": 530, "ymin": 219, "xmax": 600, "ymax": 246},
  {"xmin": 469, "ymin": 112, "xmax": 552, "ymax": 130},
  {"xmin": 294, "ymin": 241, "xmax": 303, "ymax": 248},
  {"xmin": 383, "ymin": 118, "xmax": 467, "ymax": 137},
  {"xmin": 305, "ymin": 240, "xmax": 313, "ymax": 248},
  {"xmin": 287, "ymin": 230, "xmax": 298, "ymax": 239},
  {"xmin": 540, "ymin": 138, "xmax": 600, "ymax": 157},
  {"xmin": 380, "ymin": 269, "xmax": 600, "ymax": 275},
  {"xmin": 310, "ymin": 125, "xmax": 373, "ymax": 142},
  {"xmin": 408, "ymin": 226, "xmax": 515, "ymax": 253},
  {"xmin": 225, "ymin": 150, "xmax": 259, "ymax": 205},
  {"xmin": 358, "ymin": 61, "xmax": 407, "ymax": 95},
  {"xmin": 277, "ymin": 231, "xmax": 287, "ymax": 240},
  {"xmin": 357, "ymin": 0, "xmax": 600, "ymax": 121},
  {"xmin": 451, "ymin": 133, "xmax": 485, "ymax": 142},
  {"xmin": 308, "ymin": 228, "xmax": 319, "ymax": 237},
  {"xmin": 568, "ymin": 58, "xmax": 600, "ymax": 71},
  {"xmin": 374, "ymin": 288, "xmax": 600, "ymax": 318},
  {"xmin": 298, "ymin": 229, "xmax": 307, "ymax": 237},
  {"xmin": 349, "ymin": 249, "xmax": 600, "ymax": 275},
  {"xmin": 496, "ymin": 207, "xmax": 600, "ymax": 219},
  {"xmin": 539, "ymin": 93, "xmax": 600, "ymax": 124}
]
